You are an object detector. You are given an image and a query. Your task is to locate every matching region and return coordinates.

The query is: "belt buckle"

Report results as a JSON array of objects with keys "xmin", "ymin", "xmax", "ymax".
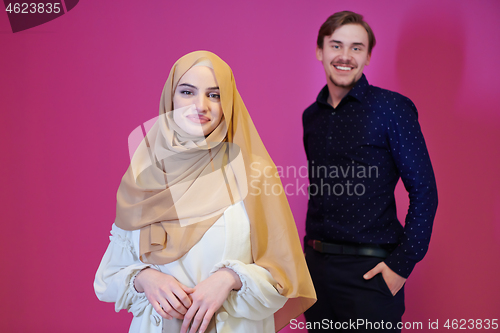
[{"xmin": 313, "ymin": 240, "xmax": 323, "ymax": 253}]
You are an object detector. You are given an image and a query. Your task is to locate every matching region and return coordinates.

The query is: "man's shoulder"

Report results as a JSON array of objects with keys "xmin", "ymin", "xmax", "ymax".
[
  {"xmin": 302, "ymin": 100, "xmax": 321, "ymax": 123},
  {"xmin": 303, "ymin": 85, "xmax": 328, "ymax": 116},
  {"xmin": 303, "ymin": 100, "xmax": 319, "ymax": 114},
  {"xmin": 364, "ymin": 83, "xmax": 417, "ymax": 115},
  {"xmin": 366, "ymin": 84, "xmax": 414, "ymax": 105}
]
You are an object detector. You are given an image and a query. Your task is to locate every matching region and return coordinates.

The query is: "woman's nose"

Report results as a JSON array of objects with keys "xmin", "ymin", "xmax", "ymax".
[{"xmin": 195, "ymin": 95, "xmax": 208, "ymax": 112}]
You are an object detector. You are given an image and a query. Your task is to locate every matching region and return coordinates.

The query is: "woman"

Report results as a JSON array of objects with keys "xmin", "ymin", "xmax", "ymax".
[{"xmin": 94, "ymin": 51, "xmax": 315, "ymax": 333}]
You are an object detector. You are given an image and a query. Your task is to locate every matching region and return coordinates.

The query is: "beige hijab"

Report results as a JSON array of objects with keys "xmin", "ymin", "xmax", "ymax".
[{"xmin": 115, "ymin": 51, "xmax": 316, "ymax": 331}]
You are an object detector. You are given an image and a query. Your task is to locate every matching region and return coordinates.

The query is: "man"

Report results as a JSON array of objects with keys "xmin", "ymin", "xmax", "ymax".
[{"xmin": 302, "ymin": 11, "xmax": 438, "ymax": 332}]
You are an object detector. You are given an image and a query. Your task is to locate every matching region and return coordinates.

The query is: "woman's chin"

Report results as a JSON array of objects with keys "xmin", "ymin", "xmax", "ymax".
[
  {"xmin": 186, "ymin": 124, "xmax": 218, "ymax": 137},
  {"xmin": 175, "ymin": 121, "xmax": 205, "ymax": 137},
  {"xmin": 186, "ymin": 128, "xmax": 207, "ymax": 137}
]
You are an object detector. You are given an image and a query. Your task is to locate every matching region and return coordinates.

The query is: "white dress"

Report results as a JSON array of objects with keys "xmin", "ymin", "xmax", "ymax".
[{"xmin": 94, "ymin": 201, "xmax": 288, "ymax": 333}]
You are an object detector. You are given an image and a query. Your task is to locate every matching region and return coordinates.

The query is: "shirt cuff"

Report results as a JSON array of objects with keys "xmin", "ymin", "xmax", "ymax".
[
  {"xmin": 384, "ymin": 247, "xmax": 419, "ymax": 279},
  {"xmin": 210, "ymin": 260, "xmax": 249, "ymax": 296},
  {"xmin": 128, "ymin": 266, "xmax": 153, "ymax": 296}
]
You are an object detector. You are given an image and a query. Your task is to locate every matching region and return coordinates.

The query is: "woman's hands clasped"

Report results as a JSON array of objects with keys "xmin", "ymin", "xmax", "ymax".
[
  {"xmin": 134, "ymin": 267, "xmax": 242, "ymax": 333},
  {"xmin": 180, "ymin": 268, "xmax": 242, "ymax": 333},
  {"xmin": 134, "ymin": 268, "xmax": 194, "ymax": 320}
]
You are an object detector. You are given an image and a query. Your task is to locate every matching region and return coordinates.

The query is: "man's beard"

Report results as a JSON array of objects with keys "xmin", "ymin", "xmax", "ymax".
[{"xmin": 329, "ymin": 74, "xmax": 357, "ymax": 89}]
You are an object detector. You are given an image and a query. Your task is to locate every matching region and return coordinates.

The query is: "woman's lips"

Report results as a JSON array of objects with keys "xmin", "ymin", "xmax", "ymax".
[{"xmin": 186, "ymin": 114, "xmax": 210, "ymax": 124}]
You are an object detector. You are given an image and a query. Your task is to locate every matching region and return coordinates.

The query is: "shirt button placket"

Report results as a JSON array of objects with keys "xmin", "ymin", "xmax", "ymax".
[{"xmin": 328, "ymin": 111, "xmax": 336, "ymax": 140}]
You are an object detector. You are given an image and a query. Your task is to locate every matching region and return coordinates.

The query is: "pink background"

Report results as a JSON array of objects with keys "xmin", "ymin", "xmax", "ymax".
[{"xmin": 1, "ymin": 0, "xmax": 499, "ymax": 331}]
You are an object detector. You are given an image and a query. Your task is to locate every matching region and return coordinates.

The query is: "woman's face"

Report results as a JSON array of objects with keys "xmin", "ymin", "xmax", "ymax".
[{"xmin": 173, "ymin": 66, "xmax": 223, "ymax": 137}]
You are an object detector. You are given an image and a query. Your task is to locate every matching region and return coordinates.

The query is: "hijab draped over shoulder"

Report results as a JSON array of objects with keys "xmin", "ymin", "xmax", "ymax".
[{"xmin": 115, "ymin": 51, "xmax": 315, "ymax": 330}]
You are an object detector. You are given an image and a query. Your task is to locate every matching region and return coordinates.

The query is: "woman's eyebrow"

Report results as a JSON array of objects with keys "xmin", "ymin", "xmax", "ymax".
[
  {"xmin": 207, "ymin": 86, "xmax": 220, "ymax": 90},
  {"xmin": 178, "ymin": 83, "xmax": 197, "ymax": 89}
]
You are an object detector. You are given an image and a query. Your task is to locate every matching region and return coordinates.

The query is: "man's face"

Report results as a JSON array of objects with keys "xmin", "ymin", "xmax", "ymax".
[{"xmin": 316, "ymin": 24, "xmax": 371, "ymax": 89}]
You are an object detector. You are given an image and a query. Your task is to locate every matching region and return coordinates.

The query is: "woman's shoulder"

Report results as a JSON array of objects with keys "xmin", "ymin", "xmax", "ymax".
[
  {"xmin": 110, "ymin": 222, "xmax": 132, "ymax": 235},
  {"xmin": 109, "ymin": 223, "xmax": 138, "ymax": 248}
]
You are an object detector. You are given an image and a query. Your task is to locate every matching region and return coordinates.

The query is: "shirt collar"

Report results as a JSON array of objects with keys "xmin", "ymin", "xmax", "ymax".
[
  {"xmin": 347, "ymin": 74, "xmax": 369, "ymax": 103},
  {"xmin": 316, "ymin": 74, "xmax": 370, "ymax": 106}
]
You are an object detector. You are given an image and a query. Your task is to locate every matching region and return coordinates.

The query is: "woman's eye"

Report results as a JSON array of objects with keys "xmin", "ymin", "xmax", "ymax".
[
  {"xmin": 180, "ymin": 90, "xmax": 193, "ymax": 95},
  {"xmin": 209, "ymin": 93, "xmax": 220, "ymax": 99}
]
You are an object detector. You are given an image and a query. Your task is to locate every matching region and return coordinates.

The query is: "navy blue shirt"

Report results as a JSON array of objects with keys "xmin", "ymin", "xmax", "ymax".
[{"xmin": 303, "ymin": 74, "xmax": 438, "ymax": 278}]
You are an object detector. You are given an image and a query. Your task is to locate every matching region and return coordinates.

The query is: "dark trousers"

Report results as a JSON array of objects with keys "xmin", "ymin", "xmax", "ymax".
[{"xmin": 304, "ymin": 246, "xmax": 405, "ymax": 332}]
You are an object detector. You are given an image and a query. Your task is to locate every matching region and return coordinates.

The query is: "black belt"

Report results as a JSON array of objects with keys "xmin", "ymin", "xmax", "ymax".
[{"xmin": 307, "ymin": 240, "xmax": 390, "ymax": 259}]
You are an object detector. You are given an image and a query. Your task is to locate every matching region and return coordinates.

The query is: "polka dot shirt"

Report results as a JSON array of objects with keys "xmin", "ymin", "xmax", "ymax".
[{"xmin": 302, "ymin": 74, "xmax": 438, "ymax": 278}]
